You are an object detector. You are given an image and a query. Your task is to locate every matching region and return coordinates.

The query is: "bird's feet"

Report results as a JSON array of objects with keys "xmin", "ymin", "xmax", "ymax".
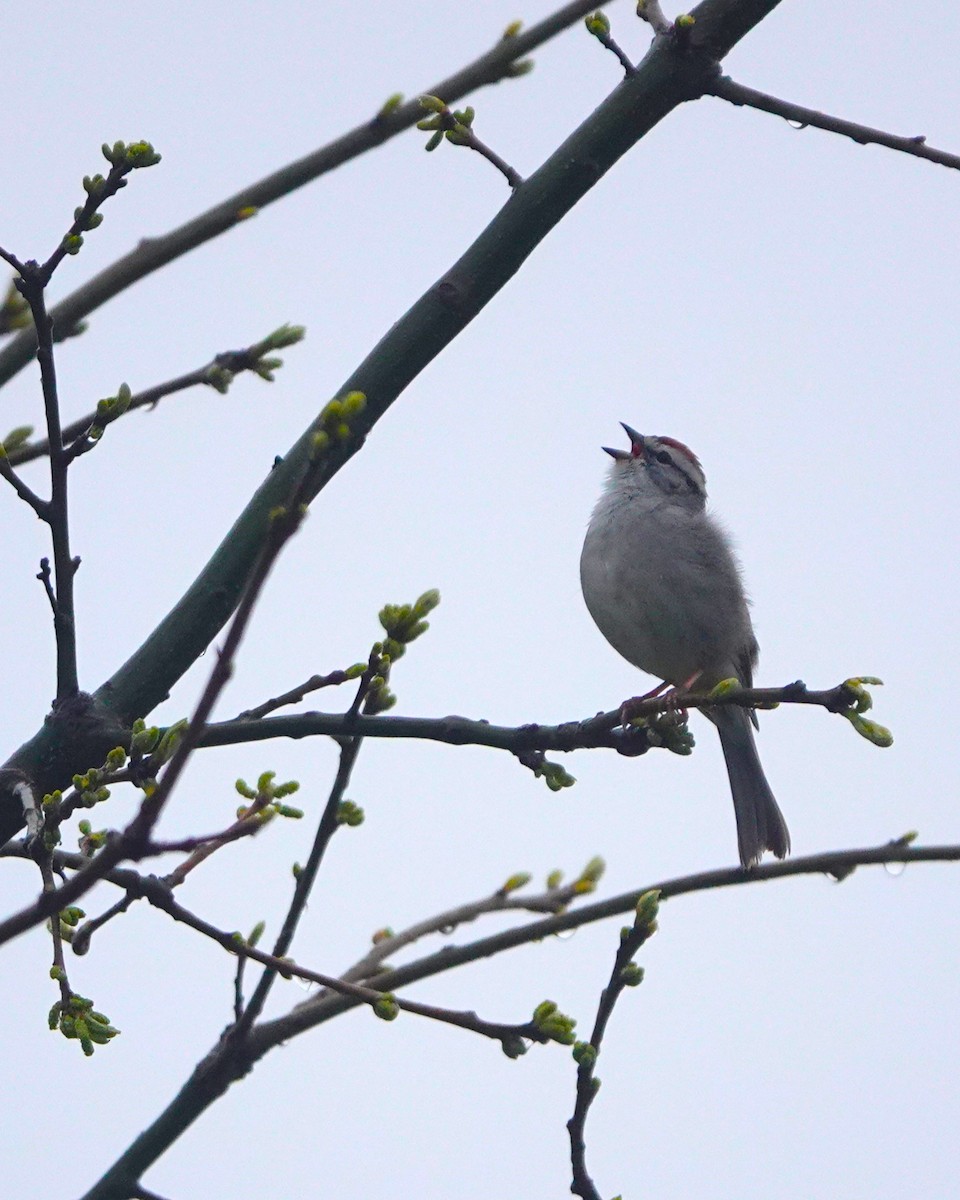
[{"xmin": 619, "ymin": 673, "xmax": 702, "ymax": 727}]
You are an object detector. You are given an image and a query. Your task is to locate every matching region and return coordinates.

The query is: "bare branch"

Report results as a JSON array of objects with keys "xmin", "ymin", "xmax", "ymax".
[
  {"xmin": 14, "ymin": 266, "xmax": 80, "ymax": 698},
  {"xmin": 711, "ymin": 75, "xmax": 960, "ymax": 171},
  {"xmin": 569, "ymin": 890, "xmax": 659, "ymax": 1199},
  {"xmin": 340, "ymin": 871, "xmax": 599, "ymax": 985},
  {"xmin": 233, "ymin": 668, "xmax": 356, "ymax": 721},
  {"xmin": 232, "ymin": 733, "xmax": 365, "ymax": 1035},
  {"xmin": 7, "ymin": 326, "xmax": 304, "ymax": 467}
]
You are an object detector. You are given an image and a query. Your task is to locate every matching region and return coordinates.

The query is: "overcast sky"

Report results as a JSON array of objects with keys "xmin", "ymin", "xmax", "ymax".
[{"xmin": 2, "ymin": 3, "xmax": 958, "ymax": 1198}]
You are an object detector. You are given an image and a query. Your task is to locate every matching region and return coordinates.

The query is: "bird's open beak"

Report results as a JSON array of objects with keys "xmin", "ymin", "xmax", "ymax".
[{"xmin": 603, "ymin": 423, "xmax": 643, "ymax": 460}]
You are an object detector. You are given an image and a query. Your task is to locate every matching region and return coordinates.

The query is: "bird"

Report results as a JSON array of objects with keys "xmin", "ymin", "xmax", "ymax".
[{"xmin": 579, "ymin": 422, "xmax": 790, "ymax": 868}]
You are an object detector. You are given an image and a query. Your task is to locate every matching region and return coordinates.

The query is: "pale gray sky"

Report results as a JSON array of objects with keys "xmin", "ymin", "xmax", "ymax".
[{"xmin": 2, "ymin": 3, "xmax": 958, "ymax": 1197}]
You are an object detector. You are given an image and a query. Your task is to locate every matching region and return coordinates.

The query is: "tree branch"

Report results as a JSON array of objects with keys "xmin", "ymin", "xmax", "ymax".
[
  {"xmin": 710, "ymin": 75, "xmax": 960, "ymax": 171},
  {"xmin": 15, "ymin": 268, "xmax": 80, "ymax": 699},
  {"xmin": 196, "ymin": 678, "xmax": 889, "ymax": 758},
  {"xmin": 232, "ymin": 733, "xmax": 364, "ymax": 1036},
  {"xmin": 568, "ymin": 890, "xmax": 659, "ymax": 1200},
  {"xmin": 6, "ymin": 325, "xmax": 304, "ymax": 467}
]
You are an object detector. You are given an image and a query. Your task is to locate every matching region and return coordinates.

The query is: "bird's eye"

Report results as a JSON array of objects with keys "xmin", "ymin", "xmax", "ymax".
[{"xmin": 654, "ymin": 450, "xmax": 672, "ymax": 465}]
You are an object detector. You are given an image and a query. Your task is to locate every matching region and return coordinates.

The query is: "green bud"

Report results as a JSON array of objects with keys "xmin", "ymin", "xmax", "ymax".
[
  {"xmin": 373, "ymin": 994, "xmax": 400, "ymax": 1021},
  {"xmin": 320, "ymin": 398, "xmax": 343, "ymax": 424},
  {"xmin": 1, "ymin": 425, "xmax": 33, "ymax": 451},
  {"xmin": 106, "ymin": 746, "xmax": 127, "ymax": 768},
  {"xmin": 414, "ymin": 588, "xmax": 440, "ymax": 616},
  {"xmin": 634, "ymin": 889, "xmax": 661, "ymax": 932},
  {"xmin": 501, "ymin": 1035, "xmax": 528, "ymax": 1059},
  {"xmin": 844, "ymin": 710, "xmax": 894, "ymax": 747},
  {"xmin": 572, "ymin": 1040, "xmax": 597, "ymax": 1067},
  {"xmin": 248, "ymin": 921, "xmax": 266, "ymax": 946},
  {"xmin": 123, "ymin": 140, "xmax": 161, "ymax": 168},
  {"xmin": 585, "ymin": 12, "xmax": 611, "ymax": 36},
  {"xmin": 378, "ymin": 93, "xmax": 404, "ymax": 118},
  {"xmin": 419, "ymin": 94, "xmax": 447, "ymax": 113},
  {"xmin": 336, "ymin": 800, "xmax": 365, "ymax": 827},
  {"xmin": 546, "ymin": 869, "xmax": 564, "ymax": 889},
  {"xmin": 154, "ymin": 719, "xmax": 188, "ymax": 764},
  {"xmin": 500, "ymin": 871, "xmax": 532, "ymax": 894},
  {"xmin": 342, "ymin": 390, "xmax": 366, "ymax": 416},
  {"xmin": 532, "ymin": 1000, "xmax": 558, "ymax": 1025},
  {"xmin": 709, "ymin": 677, "xmax": 743, "ymax": 699},
  {"xmin": 131, "ymin": 722, "xmax": 160, "ymax": 753},
  {"xmin": 619, "ymin": 962, "xmax": 644, "ymax": 987},
  {"xmin": 578, "ymin": 856, "xmax": 606, "ymax": 884}
]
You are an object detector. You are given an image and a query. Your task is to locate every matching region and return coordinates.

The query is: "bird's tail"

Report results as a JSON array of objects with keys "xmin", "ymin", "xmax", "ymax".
[{"xmin": 713, "ymin": 705, "xmax": 790, "ymax": 868}]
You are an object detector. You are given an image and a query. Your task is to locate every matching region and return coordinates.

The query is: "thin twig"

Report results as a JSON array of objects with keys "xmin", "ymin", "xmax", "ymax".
[
  {"xmin": 637, "ymin": 0, "xmax": 674, "ymax": 35},
  {"xmin": 340, "ymin": 877, "xmax": 594, "ymax": 985},
  {"xmin": 0, "ymin": 451, "xmax": 47, "ymax": 513},
  {"xmin": 568, "ymin": 891, "xmax": 659, "ymax": 1199},
  {"xmin": 462, "ymin": 130, "xmax": 525, "ymax": 189},
  {"xmin": 15, "ymin": 268, "xmax": 80, "ymax": 699},
  {"xmin": 710, "ymin": 75, "xmax": 960, "ymax": 172},
  {"xmin": 232, "ymin": 728, "xmax": 365, "ymax": 1036},
  {"xmin": 233, "ymin": 669, "xmax": 353, "ymax": 720},
  {"xmin": 7, "ymin": 331, "xmax": 304, "ymax": 467}
]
